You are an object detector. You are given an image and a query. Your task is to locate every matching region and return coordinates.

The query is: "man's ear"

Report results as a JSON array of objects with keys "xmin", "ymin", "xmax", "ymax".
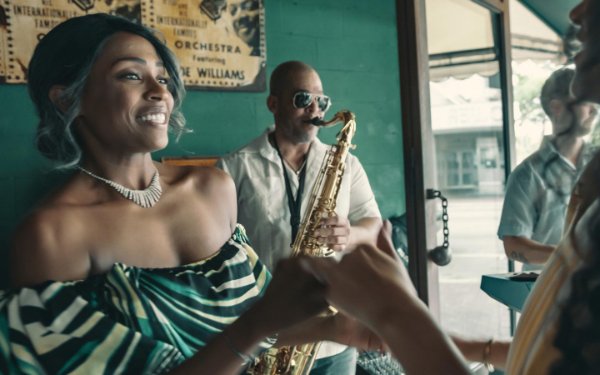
[
  {"xmin": 48, "ymin": 85, "xmax": 69, "ymax": 113},
  {"xmin": 267, "ymin": 95, "xmax": 278, "ymax": 114},
  {"xmin": 549, "ymin": 98, "xmax": 565, "ymax": 118}
]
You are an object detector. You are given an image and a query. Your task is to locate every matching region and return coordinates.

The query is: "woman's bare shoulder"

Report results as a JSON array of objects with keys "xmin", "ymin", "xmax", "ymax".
[
  {"xmin": 10, "ymin": 195, "xmax": 90, "ymax": 287},
  {"xmin": 160, "ymin": 163, "xmax": 235, "ymax": 196},
  {"xmin": 159, "ymin": 163, "xmax": 237, "ymax": 229},
  {"xmin": 201, "ymin": 166, "xmax": 235, "ymax": 194}
]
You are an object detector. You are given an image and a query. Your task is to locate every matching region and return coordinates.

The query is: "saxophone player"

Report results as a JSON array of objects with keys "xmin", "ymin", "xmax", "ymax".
[{"xmin": 217, "ymin": 60, "xmax": 382, "ymax": 375}]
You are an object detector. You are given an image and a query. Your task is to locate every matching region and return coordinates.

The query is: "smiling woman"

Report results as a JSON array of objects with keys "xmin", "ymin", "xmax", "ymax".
[
  {"xmin": 76, "ymin": 32, "xmax": 175, "ymax": 156},
  {"xmin": 0, "ymin": 13, "xmax": 380, "ymax": 375},
  {"xmin": 28, "ymin": 15, "xmax": 187, "ymax": 171}
]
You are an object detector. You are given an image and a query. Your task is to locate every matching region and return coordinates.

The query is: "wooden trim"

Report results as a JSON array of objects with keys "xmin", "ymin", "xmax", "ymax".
[
  {"xmin": 161, "ymin": 156, "xmax": 219, "ymax": 167},
  {"xmin": 396, "ymin": 0, "xmax": 515, "ymax": 317},
  {"xmin": 497, "ymin": 4, "xmax": 517, "ymax": 176}
]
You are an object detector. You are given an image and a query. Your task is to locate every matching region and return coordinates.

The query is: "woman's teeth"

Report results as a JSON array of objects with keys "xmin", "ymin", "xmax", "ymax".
[{"xmin": 138, "ymin": 113, "xmax": 166, "ymax": 124}]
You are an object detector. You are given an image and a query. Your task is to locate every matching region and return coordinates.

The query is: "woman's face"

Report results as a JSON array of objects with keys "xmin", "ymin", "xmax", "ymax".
[
  {"xmin": 77, "ymin": 32, "xmax": 174, "ymax": 156},
  {"xmin": 571, "ymin": 0, "xmax": 600, "ymax": 104}
]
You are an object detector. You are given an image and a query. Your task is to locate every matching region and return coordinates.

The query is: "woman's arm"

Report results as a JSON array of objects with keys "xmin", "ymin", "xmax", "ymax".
[
  {"xmin": 451, "ymin": 335, "xmax": 511, "ymax": 370},
  {"xmin": 274, "ymin": 311, "xmax": 383, "ymax": 351},
  {"xmin": 168, "ymin": 304, "xmax": 274, "ymax": 375},
  {"xmin": 376, "ymin": 298, "xmax": 469, "ymax": 375},
  {"xmin": 169, "ymin": 256, "xmax": 329, "ymax": 375}
]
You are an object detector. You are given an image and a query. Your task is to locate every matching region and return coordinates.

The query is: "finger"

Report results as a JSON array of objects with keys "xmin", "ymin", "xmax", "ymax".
[
  {"xmin": 328, "ymin": 243, "xmax": 346, "ymax": 252},
  {"xmin": 320, "ymin": 230, "xmax": 347, "ymax": 241},
  {"xmin": 329, "ymin": 225, "xmax": 350, "ymax": 237},
  {"xmin": 319, "ymin": 211, "xmax": 336, "ymax": 221},
  {"xmin": 321, "ymin": 214, "xmax": 348, "ymax": 227},
  {"xmin": 320, "ymin": 216, "xmax": 336, "ymax": 227},
  {"xmin": 322, "ymin": 233, "xmax": 349, "ymax": 250}
]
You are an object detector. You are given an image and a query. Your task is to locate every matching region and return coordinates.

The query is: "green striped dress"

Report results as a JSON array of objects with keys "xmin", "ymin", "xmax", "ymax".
[{"xmin": 0, "ymin": 224, "xmax": 271, "ymax": 374}]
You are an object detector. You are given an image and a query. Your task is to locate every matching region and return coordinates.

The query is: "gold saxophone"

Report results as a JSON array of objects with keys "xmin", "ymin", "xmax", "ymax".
[{"xmin": 248, "ymin": 110, "xmax": 357, "ymax": 375}]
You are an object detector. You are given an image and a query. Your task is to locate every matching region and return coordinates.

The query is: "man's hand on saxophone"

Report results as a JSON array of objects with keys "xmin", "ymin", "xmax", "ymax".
[{"xmin": 318, "ymin": 213, "xmax": 382, "ymax": 252}]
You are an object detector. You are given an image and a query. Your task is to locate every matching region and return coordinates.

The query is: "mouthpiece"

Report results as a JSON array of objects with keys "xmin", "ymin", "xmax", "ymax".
[
  {"xmin": 310, "ymin": 117, "xmax": 325, "ymax": 126},
  {"xmin": 311, "ymin": 111, "xmax": 355, "ymax": 127}
]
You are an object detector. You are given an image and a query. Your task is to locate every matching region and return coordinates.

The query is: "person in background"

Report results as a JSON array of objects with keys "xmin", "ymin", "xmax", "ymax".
[
  {"xmin": 303, "ymin": 1, "xmax": 600, "ymax": 374},
  {"xmin": 217, "ymin": 60, "xmax": 382, "ymax": 375},
  {"xmin": 2, "ymin": 14, "xmax": 379, "ymax": 374},
  {"xmin": 498, "ymin": 67, "xmax": 597, "ymax": 270}
]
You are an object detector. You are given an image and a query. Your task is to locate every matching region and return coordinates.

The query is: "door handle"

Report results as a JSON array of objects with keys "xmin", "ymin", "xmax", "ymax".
[{"xmin": 426, "ymin": 189, "xmax": 452, "ymax": 266}]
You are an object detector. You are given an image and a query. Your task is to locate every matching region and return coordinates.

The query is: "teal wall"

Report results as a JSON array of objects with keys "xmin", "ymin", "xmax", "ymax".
[{"xmin": 0, "ymin": 0, "xmax": 404, "ymax": 287}]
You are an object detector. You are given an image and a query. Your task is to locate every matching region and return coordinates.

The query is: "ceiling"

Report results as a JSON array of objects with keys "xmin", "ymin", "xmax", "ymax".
[
  {"xmin": 427, "ymin": 0, "xmax": 566, "ymax": 80},
  {"xmin": 518, "ymin": 0, "xmax": 580, "ymax": 36}
]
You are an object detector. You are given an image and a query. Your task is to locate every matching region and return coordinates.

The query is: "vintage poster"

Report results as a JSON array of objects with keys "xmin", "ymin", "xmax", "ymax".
[
  {"xmin": 1, "ymin": 0, "xmax": 140, "ymax": 83},
  {"xmin": 142, "ymin": 0, "xmax": 265, "ymax": 91},
  {"xmin": 1, "ymin": 0, "xmax": 266, "ymax": 91},
  {"xmin": 0, "ymin": 3, "xmax": 7, "ymax": 82}
]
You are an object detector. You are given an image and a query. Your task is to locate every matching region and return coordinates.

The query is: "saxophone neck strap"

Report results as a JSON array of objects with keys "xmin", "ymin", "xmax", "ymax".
[{"xmin": 270, "ymin": 133, "xmax": 307, "ymax": 244}]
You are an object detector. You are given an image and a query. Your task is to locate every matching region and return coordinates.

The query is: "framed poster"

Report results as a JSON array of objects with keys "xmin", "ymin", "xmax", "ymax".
[
  {"xmin": 0, "ymin": 4, "xmax": 7, "ymax": 83},
  {"xmin": 143, "ymin": 0, "xmax": 265, "ymax": 91},
  {"xmin": 0, "ymin": 0, "xmax": 266, "ymax": 91},
  {"xmin": 1, "ymin": 0, "xmax": 125, "ymax": 83}
]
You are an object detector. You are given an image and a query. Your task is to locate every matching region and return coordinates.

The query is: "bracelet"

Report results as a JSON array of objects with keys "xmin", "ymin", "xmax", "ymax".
[
  {"xmin": 482, "ymin": 338, "xmax": 495, "ymax": 372},
  {"xmin": 223, "ymin": 332, "xmax": 255, "ymax": 365}
]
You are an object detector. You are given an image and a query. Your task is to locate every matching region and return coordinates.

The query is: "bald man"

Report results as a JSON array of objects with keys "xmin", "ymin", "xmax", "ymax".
[{"xmin": 217, "ymin": 61, "xmax": 381, "ymax": 375}]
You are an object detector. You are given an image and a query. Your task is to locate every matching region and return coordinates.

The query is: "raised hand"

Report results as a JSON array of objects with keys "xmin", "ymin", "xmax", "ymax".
[
  {"xmin": 300, "ymin": 221, "xmax": 415, "ymax": 331},
  {"xmin": 249, "ymin": 257, "xmax": 329, "ymax": 335}
]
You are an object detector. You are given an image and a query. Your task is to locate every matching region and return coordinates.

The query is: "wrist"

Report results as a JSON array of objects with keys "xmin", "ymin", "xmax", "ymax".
[
  {"xmin": 370, "ymin": 288, "xmax": 423, "ymax": 328},
  {"xmin": 233, "ymin": 304, "xmax": 272, "ymax": 344},
  {"xmin": 482, "ymin": 338, "xmax": 495, "ymax": 372}
]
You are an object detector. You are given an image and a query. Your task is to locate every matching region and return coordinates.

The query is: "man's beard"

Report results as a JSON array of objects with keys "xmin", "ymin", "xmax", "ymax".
[{"xmin": 287, "ymin": 127, "xmax": 313, "ymax": 144}]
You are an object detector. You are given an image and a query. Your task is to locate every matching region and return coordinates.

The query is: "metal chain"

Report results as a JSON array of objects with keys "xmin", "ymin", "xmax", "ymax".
[
  {"xmin": 426, "ymin": 189, "xmax": 450, "ymax": 250},
  {"xmin": 440, "ymin": 195, "xmax": 449, "ymax": 249}
]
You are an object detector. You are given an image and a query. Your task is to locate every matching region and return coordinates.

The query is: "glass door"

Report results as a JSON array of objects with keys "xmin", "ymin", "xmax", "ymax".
[
  {"xmin": 424, "ymin": 0, "xmax": 514, "ymax": 340},
  {"xmin": 390, "ymin": 0, "xmax": 517, "ymax": 343}
]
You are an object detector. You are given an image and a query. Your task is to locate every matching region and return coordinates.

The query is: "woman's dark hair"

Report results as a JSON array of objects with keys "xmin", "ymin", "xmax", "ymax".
[
  {"xmin": 27, "ymin": 13, "xmax": 187, "ymax": 169},
  {"xmin": 550, "ymin": 199, "xmax": 600, "ymax": 374},
  {"xmin": 550, "ymin": 258, "xmax": 600, "ymax": 374}
]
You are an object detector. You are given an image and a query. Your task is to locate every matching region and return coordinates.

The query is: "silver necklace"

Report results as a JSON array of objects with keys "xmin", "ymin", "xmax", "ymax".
[{"xmin": 78, "ymin": 166, "xmax": 162, "ymax": 208}]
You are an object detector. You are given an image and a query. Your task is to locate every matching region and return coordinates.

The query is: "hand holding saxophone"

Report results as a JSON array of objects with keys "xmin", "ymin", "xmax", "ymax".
[{"xmin": 317, "ymin": 212, "xmax": 351, "ymax": 251}]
